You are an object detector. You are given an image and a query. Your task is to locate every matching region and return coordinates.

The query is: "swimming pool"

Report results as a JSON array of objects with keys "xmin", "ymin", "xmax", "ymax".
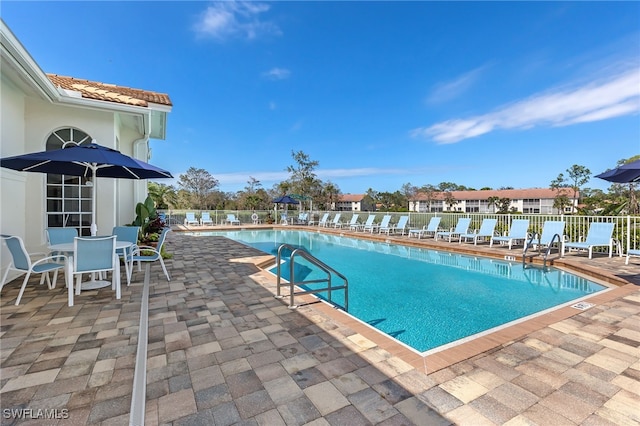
[{"xmin": 187, "ymin": 229, "xmax": 607, "ymax": 353}]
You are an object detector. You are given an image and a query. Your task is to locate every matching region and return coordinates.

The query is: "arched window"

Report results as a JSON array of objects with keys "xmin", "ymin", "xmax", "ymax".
[{"xmin": 45, "ymin": 128, "xmax": 93, "ymax": 236}]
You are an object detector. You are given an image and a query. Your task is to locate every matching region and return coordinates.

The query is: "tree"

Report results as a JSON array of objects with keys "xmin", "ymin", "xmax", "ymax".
[
  {"xmin": 148, "ymin": 182, "xmax": 178, "ymax": 210},
  {"xmin": 444, "ymin": 192, "xmax": 457, "ymax": 211},
  {"xmin": 487, "ymin": 196, "xmax": 500, "ymax": 213},
  {"xmin": 287, "ymin": 150, "xmax": 319, "ymax": 202},
  {"xmin": 418, "ymin": 184, "xmax": 437, "ymax": 212},
  {"xmin": 565, "ymin": 164, "xmax": 591, "ymax": 213},
  {"xmin": 177, "ymin": 167, "xmax": 219, "ymax": 209},
  {"xmin": 550, "ymin": 173, "xmax": 571, "ymax": 214}
]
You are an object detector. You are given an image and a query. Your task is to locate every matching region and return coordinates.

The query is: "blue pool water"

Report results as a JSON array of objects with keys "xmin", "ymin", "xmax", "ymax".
[{"xmin": 188, "ymin": 229, "xmax": 606, "ymax": 353}]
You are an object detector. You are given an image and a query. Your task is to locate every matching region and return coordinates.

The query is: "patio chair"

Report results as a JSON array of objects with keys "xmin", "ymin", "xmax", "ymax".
[
  {"xmin": 371, "ymin": 215, "xmax": 391, "ymax": 233},
  {"xmin": 112, "ymin": 226, "xmax": 140, "ymax": 285},
  {"xmin": 436, "ymin": 217, "xmax": 471, "ymax": 242},
  {"xmin": 330, "ymin": 213, "xmax": 342, "ymax": 228},
  {"xmin": 69, "ymin": 235, "xmax": 120, "ymax": 306},
  {"xmin": 380, "ymin": 215, "xmax": 409, "ymax": 235},
  {"xmin": 46, "ymin": 227, "xmax": 77, "ymax": 260},
  {"xmin": 408, "ymin": 217, "xmax": 441, "ymax": 239},
  {"xmin": 1, "ymin": 235, "xmax": 66, "ymax": 306},
  {"xmin": 295, "ymin": 212, "xmax": 308, "ymax": 225},
  {"xmin": 127, "ymin": 227, "xmax": 171, "ymax": 282},
  {"xmin": 562, "ymin": 222, "xmax": 615, "ymax": 259},
  {"xmin": 357, "ymin": 214, "xmax": 377, "ymax": 232},
  {"xmin": 281, "ymin": 213, "xmax": 289, "ymax": 225},
  {"xmin": 490, "ymin": 219, "xmax": 530, "ymax": 249},
  {"xmin": 626, "ymin": 249, "xmax": 640, "ymax": 265},
  {"xmin": 184, "ymin": 212, "xmax": 198, "ymax": 226},
  {"xmin": 525, "ymin": 221, "xmax": 565, "ymax": 253},
  {"xmin": 337, "ymin": 214, "xmax": 359, "ymax": 229},
  {"xmin": 317, "ymin": 213, "xmax": 330, "ymax": 227},
  {"xmin": 226, "ymin": 214, "xmax": 241, "ymax": 225},
  {"xmin": 200, "ymin": 212, "xmax": 214, "ymax": 226},
  {"xmin": 460, "ymin": 218, "xmax": 498, "ymax": 245}
]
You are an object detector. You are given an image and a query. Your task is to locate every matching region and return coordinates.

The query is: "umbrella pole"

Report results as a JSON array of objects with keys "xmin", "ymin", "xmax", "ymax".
[{"xmin": 90, "ymin": 166, "xmax": 98, "ymax": 236}]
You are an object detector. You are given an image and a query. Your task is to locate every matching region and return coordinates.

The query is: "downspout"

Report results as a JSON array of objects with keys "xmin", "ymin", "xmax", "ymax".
[{"xmin": 133, "ymin": 113, "xmax": 152, "ymax": 203}]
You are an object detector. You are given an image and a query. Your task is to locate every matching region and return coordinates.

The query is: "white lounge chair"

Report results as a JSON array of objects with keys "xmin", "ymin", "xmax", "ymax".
[
  {"xmin": 380, "ymin": 216, "xmax": 409, "ymax": 235},
  {"xmin": 490, "ymin": 219, "xmax": 530, "ymax": 249},
  {"xmin": 226, "ymin": 214, "xmax": 241, "ymax": 225},
  {"xmin": 460, "ymin": 218, "xmax": 498, "ymax": 245},
  {"xmin": 317, "ymin": 213, "xmax": 330, "ymax": 227},
  {"xmin": 184, "ymin": 212, "xmax": 199, "ymax": 226},
  {"xmin": 327, "ymin": 213, "xmax": 342, "ymax": 228},
  {"xmin": 200, "ymin": 212, "xmax": 214, "ymax": 226},
  {"xmin": 372, "ymin": 215, "xmax": 391, "ymax": 233},
  {"xmin": 562, "ymin": 222, "xmax": 615, "ymax": 259},
  {"xmin": 626, "ymin": 249, "xmax": 640, "ymax": 265},
  {"xmin": 356, "ymin": 215, "xmax": 376, "ymax": 232},
  {"xmin": 525, "ymin": 221, "xmax": 565, "ymax": 253},
  {"xmin": 337, "ymin": 214, "xmax": 359, "ymax": 229},
  {"xmin": 436, "ymin": 218, "xmax": 471, "ymax": 242},
  {"xmin": 408, "ymin": 217, "xmax": 441, "ymax": 239}
]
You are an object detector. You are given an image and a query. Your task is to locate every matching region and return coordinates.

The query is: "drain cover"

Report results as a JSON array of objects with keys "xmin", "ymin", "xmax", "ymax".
[{"xmin": 571, "ymin": 302, "xmax": 595, "ymax": 310}]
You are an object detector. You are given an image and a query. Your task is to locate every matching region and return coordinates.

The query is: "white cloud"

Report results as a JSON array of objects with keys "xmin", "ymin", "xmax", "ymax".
[
  {"xmin": 262, "ymin": 67, "xmax": 291, "ymax": 80},
  {"xmin": 413, "ymin": 66, "xmax": 640, "ymax": 144},
  {"xmin": 193, "ymin": 1, "xmax": 281, "ymax": 41},
  {"xmin": 427, "ymin": 65, "xmax": 488, "ymax": 104}
]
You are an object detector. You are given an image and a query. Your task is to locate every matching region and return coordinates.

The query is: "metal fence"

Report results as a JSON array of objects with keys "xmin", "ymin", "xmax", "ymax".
[{"xmin": 158, "ymin": 210, "xmax": 640, "ymax": 253}]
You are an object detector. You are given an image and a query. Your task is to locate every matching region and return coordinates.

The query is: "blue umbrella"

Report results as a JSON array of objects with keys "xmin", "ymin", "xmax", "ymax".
[
  {"xmin": 595, "ymin": 159, "xmax": 640, "ymax": 183},
  {"xmin": 272, "ymin": 195, "xmax": 299, "ymax": 204},
  {"xmin": 1, "ymin": 141, "xmax": 173, "ymax": 235}
]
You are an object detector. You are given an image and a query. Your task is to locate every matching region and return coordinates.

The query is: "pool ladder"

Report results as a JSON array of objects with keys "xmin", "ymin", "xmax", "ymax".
[
  {"xmin": 275, "ymin": 243, "xmax": 348, "ymax": 311},
  {"xmin": 522, "ymin": 233, "xmax": 563, "ymax": 270}
]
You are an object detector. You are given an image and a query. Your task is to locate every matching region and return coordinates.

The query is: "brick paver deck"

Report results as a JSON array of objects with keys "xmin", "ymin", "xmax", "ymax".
[{"xmin": 1, "ymin": 225, "xmax": 638, "ymax": 425}]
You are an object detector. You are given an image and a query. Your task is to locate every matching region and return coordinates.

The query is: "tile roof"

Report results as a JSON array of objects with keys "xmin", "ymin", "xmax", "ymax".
[
  {"xmin": 338, "ymin": 194, "xmax": 365, "ymax": 202},
  {"xmin": 412, "ymin": 188, "xmax": 575, "ymax": 201},
  {"xmin": 47, "ymin": 74, "xmax": 172, "ymax": 107}
]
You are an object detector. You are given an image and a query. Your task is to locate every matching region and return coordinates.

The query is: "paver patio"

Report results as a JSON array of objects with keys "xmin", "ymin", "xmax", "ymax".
[{"xmin": 1, "ymin": 226, "xmax": 638, "ymax": 425}]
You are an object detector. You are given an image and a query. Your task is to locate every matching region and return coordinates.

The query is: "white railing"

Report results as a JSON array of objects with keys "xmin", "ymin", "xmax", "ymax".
[{"xmin": 159, "ymin": 210, "xmax": 640, "ymax": 253}]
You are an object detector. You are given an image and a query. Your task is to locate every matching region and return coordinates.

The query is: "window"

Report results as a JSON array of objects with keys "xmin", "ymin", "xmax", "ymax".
[{"xmin": 45, "ymin": 128, "xmax": 93, "ymax": 236}]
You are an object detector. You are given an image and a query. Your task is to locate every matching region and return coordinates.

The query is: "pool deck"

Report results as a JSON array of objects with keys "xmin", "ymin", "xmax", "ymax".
[{"xmin": 1, "ymin": 223, "xmax": 638, "ymax": 425}]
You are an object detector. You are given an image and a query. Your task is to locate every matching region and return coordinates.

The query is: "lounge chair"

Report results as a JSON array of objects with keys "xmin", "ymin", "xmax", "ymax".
[
  {"xmin": 371, "ymin": 215, "xmax": 391, "ymax": 233},
  {"xmin": 200, "ymin": 212, "xmax": 214, "ymax": 226},
  {"xmin": 184, "ymin": 212, "xmax": 198, "ymax": 226},
  {"xmin": 525, "ymin": 221, "xmax": 565, "ymax": 253},
  {"xmin": 562, "ymin": 222, "xmax": 615, "ymax": 259},
  {"xmin": 295, "ymin": 212, "xmax": 308, "ymax": 225},
  {"xmin": 626, "ymin": 249, "xmax": 640, "ymax": 265},
  {"xmin": 355, "ymin": 214, "xmax": 376, "ymax": 232},
  {"xmin": 380, "ymin": 215, "xmax": 409, "ymax": 235},
  {"xmin": 460, "ymin": 218, "xmax": 498, "ymax": 245},
  {"xmin": 337, "ymin": 214, "xmax": 359, "ymax": 229},
  {"xmin": 408, "ymin": 217, "xmax": 441, "ymax": 239},
  {"xmin": 226, "ymin": 214, "xmax": 241, "ymax": 225},
  {"xmin": 436, "ymin": 217, "xmax": 471, "ymax": 242},
  {"xmin": 317, "ymin": 213, "xmax": 330, "ymax": 227},
  {"xmin": 328, "ymin": 213, "xmax": 342, "ymax": 228},
  {"xmin": 490, "ymin": 219, "xmax": 530, "ymax": 249}
]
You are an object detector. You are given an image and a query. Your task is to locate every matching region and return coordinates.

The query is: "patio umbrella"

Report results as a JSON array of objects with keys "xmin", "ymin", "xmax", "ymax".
[
  {"xmin": 0, "ymin": 141, "xmax": 173, "ymax": 235},
  {"xmin": 272, "ymin": 195, "xmax": 299, "ymax": 205},
  {"xmin": 595, "ymin": 159, "xmax": 640, "ymax": 183}
]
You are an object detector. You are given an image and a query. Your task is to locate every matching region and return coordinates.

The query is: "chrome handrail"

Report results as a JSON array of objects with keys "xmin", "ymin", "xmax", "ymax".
[{"xmin": 275, "ymin": 243, "xmax": 348, "ymax": 311}]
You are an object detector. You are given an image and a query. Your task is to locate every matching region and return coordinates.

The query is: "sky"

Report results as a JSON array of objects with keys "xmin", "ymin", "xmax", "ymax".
[{"xmin": 3, "ymin": 1, "xmax": 639, "ymax": 195}]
